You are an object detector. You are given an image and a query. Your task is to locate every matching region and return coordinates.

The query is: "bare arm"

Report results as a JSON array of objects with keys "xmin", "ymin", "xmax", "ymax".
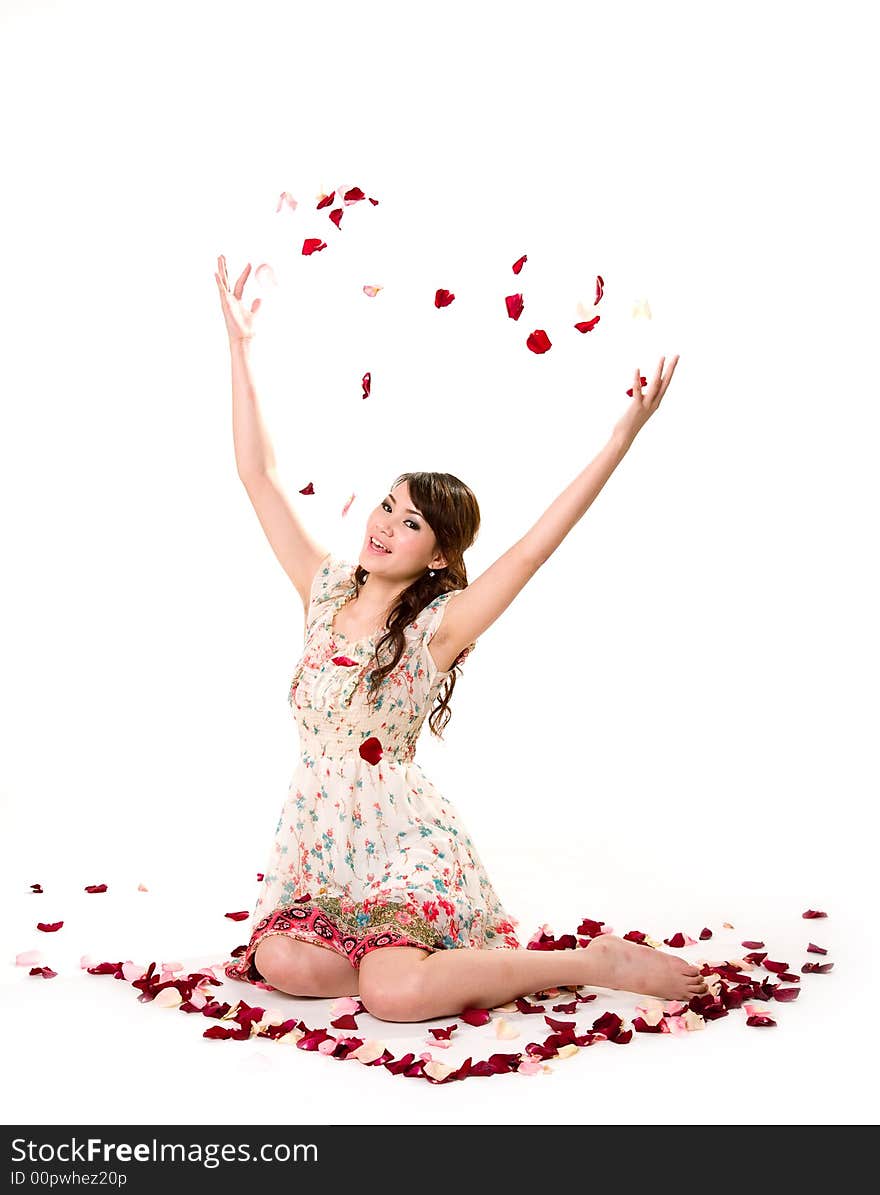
[
  {"xmin": 432, "ymin": 356, "xmax": 679, "ymax": 669},
  {"xmin": 217, "ymin": 256, "xmax": 329, "ymax": 604}
]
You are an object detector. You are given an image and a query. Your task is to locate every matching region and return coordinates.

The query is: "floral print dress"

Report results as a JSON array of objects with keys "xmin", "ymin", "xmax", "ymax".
[{"xmin": 225, "ymin": 552, "xmax": 521, "ymax": 984}]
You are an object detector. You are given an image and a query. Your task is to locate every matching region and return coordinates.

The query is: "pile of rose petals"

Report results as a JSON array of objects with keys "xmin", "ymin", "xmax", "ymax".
[{"xmin": 16, "ymin": 880, "xmax": 833, "ymax": 1085}]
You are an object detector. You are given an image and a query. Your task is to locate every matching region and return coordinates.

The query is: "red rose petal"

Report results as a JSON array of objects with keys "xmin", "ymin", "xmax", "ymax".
[
  {"xmin": 699, "ymin": 928, "xmax": 713, "ymax": 940},
  {"xmin": 773, "ymin": 987, "xmax": 800, "ymax": 1002},
  {"xmin": 359, "ymin": 737, "xmax": 383, "ymax": 765},
  {"xmin": 574, "ymin": 316, "xmax": 600, "ymax": 332},
  {"xmin": 331, "ymin": 655, "xmax": 359, "ymax": 667},
  {"xmin": 664, "ymin": 932, "xmax": 686, "ymax": 948},
  {"xmin": 741, "ymin": 940, "xmax": 764, "ymax": 949},
  {"xmin": 84, "ymin": 884, "xmax": 108, "ymax": 894},
  {"xmin": 329, "ymin": 208, "xmax": 343, "ymax": 229},
  {"xmin": 505, "ymin": 293, "xmax": 524, "ymax": 320},
  {"xmin": 626, "ymin": 376, "xmax": 648, "ymax": 396},
  {"xmin": 224, "ymin": 911, "xmax": 249, "ymax": 922},
  {"xmin": 802, "ymin": 961, "xmax": 834, "ymax": 974},
  {"xmin": 302, "ymin": 238, "xmax": 327, "ymax": 256},
  {"xmin": 807, "ymin": 942, "xmax": 827, "ymax": 955},
  {"xmin": 802, "ymin": 909, "xmax": 827, "ymax": 919},
  {"xmin": 763, "ymin": 959, "xmax": 789, "ymax": 974},
  {"xmin": 595, "ymin": 275, "xmax": 604, "ymax": 304},
  {"xmin": 36, "ymin": 921, "xmax": 63, "ymax": 932},
  {"xmin": 29, "ymin": 966, "xmax": 57, "ymax": 978},
  {"xmin": 30, "ymin": 884, "xmax": 43, "ymax": 894},
  {"xmin": 459, "ymin": 1007, "xmax": 491, "ymax": 1026},
  {"xmin": 434, "ymin": 289, "xmax": 455, "ymax": 308},
  {"xmin": 746, "ymin": 1014, "xmax": 777, "ymax": 1027},
  {"xmin": 361, "ymin": 372, "xmax": 371, "ymax": 399},
  {"xmin": 256, "ymin": 873, "xmax": 264, "ymax": 882},
  {"xmin": 512, "ymin": 255, "xmax": 527, "ymax": 275},
  {"xmin": 316, "ymin": 191, "xmax": 335, "ymax": 209},
  {"xmin": 330, "ymin": 1014, "xmax": 360, "ymax": 1030},
  {"xmin": 428, "ymin": 1024, "xmax": 458, "ymax": 1041},
  {"xmin": 526, "ymin": 329, "xmax": 551, "ymax": 354},
  {"xmin": 576, "ymin": 918, "xmax": 606, "ymax": 937}
]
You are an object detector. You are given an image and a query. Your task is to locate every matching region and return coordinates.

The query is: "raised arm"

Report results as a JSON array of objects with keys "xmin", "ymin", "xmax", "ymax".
[
  {"xmin": 216, "ymin": 255, "xmax": 329, "ymax": 606},
  {"xmin": 432, "ymin": 356, "xmax": 680, "ymax": 667}
]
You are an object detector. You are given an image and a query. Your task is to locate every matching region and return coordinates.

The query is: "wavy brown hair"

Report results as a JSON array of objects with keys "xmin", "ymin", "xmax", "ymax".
[{"xmin": 355, "ymin": 470, "xmax": 480, "ymax": 738}]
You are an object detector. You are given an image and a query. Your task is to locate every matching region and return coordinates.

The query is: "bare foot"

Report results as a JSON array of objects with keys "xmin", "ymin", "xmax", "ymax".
[{"xmin": 578, "ymin": 934, "xmax": 709, "ymax": 1001}]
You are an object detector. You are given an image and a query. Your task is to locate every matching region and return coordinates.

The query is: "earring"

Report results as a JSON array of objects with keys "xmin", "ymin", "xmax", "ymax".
[{"xmin": 428, "ymin": 569, "xmax": 435, "ymax": 577}]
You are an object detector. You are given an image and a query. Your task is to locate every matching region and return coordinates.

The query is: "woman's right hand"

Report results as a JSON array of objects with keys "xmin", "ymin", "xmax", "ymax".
[{"xmin": 214, "ymin": 254, "xmax": 262, "ymax": 344}]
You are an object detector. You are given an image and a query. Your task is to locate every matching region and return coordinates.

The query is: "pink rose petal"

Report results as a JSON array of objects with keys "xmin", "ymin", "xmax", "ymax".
[{"xmin": 16, "ymin": 950, "xmax": 45, "ymax": 966}]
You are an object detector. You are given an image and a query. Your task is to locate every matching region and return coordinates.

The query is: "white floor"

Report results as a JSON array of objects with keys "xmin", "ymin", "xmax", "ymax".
[{"xmin": 1, "ymin": 858, "xmax": 870, "ymax": 1126}]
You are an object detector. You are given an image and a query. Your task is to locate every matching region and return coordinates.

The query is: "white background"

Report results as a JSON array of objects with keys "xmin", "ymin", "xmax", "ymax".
[{"xmin": 1, "ymin": 0, "xmax": 876, "ymax": 1126}]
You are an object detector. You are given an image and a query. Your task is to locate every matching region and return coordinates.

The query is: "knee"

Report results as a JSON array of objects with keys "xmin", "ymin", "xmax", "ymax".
[
  {"xmin": 359, "ymin": 970, "xmax": 428, "ymax": 1023},
  {"xmin": 254, "ymin": 936, "xmax": 296, "ymax": 988}
]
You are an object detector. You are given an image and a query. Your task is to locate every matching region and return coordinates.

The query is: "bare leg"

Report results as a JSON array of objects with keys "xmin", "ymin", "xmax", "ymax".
[
  {"xmin": 254, "ymin": 934, "xmax": 360, "ymax": 997},
  {"xmin": 359, "ymin": 935, "xmax": 709, "ymax": 1023}
]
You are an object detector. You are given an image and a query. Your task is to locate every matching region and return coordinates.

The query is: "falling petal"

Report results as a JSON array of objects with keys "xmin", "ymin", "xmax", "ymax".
[
  {"xmin": 574, "ymin": 316, "xmax": 600, "ymax": 333},
  {"xmin": 316, "ymin": 190, "xmax": 335, "ymax": 209},
  {"xmin": 626, "ymin": 376, "xmax": 648, "ymax": 397},
  {"xmin": 361, "ymin": 373, "xmax": 371, "ymax": 400},
  {"xmin": 595, "ymin": 275, "xmax": 604, "ymax": 304},
  {"xmin": 302, "ymin": 238, "xmax": 327, "ymax": 256},
  {"xmin": 699, "ymin": 927, "xmax": 713, "ymax": 940},
  {"xmin": 225, "ymin": 911, "xmax": 249, "ymax": 922},
  {"xmin": 512, "ymin": 254, "xmax": 527, "ymax": 274},
  {"xmin": 802, "ymin": 909, "xmax": 828, "ymax": 919},
  {"xmin": 505, "ymin": 294, "xmax": 524, "ymax": 320},
  {"xmin": 359, "ymin": 737, "xmax": 384, "ymax": 765},
  {"xmin": 79, "ymin": 954, "xmax": 94, "ymax": 969},
  {"xmin": 329, "ymin": 209, "xmax": 343, "ymax": 229},
  {"xmin": 255, "ymin": 264, "xmax": 278, "ymax": 288},
  {"xmin": 434, "ymin": 289, "xmax": 455, "ymax": 308},
  {"xmin": 722, "ymin": 922, "xmax": 735, "ymax": 929},
  {"xmin": 363, "ymin": 285, "xmax": 383, "ymax": 297},
  {"xmin": 84, "ymin": 884, "xmax": 107, "ymax": 894},
  {"xmin": 30, "ymin": 884, "xmax": 44, "ymax": 893},
  {"xmin": 275, "ymin": 191, "xmax": 298, "ymax": 213},
  {"xmin": 526, "ymin": 329, "xmax": 552, "ymax": 354},
  {"xmin": 16, "ymin": 950, "xmax": 45, "ymax": 966},
  {"xmin": 631, "ymin": 298, "xmax": 652, "ymax": 318},
  {"xmin": 137, "ymin": 883, "xmax": 149, "ymax": 892},
  {"xmin": 36, "ymin": 921, "xmax": 63, "ymax": 933}
]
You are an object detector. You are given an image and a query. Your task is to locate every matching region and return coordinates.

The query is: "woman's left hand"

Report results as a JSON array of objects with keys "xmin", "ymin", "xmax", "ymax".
[{"xmin": 613, "ymin": 355, "xmax": 680, "ymax": 442}]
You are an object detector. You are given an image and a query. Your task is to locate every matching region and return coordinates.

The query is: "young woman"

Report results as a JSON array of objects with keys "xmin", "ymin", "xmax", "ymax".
[{"xmin": 214, "ymin": 254, "xmax": 705, "ymax": 1024}]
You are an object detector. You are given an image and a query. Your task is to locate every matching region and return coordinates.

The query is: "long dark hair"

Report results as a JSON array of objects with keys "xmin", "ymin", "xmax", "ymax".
[{"xmin": 356, "ymin": 470, "xmax": 480, "ymax": 738}]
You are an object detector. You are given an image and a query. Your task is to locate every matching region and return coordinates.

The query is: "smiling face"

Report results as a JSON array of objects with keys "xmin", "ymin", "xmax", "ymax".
[{"xmin": 360, "ymin": 480, "xmax": 447, "ymax": 579}]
